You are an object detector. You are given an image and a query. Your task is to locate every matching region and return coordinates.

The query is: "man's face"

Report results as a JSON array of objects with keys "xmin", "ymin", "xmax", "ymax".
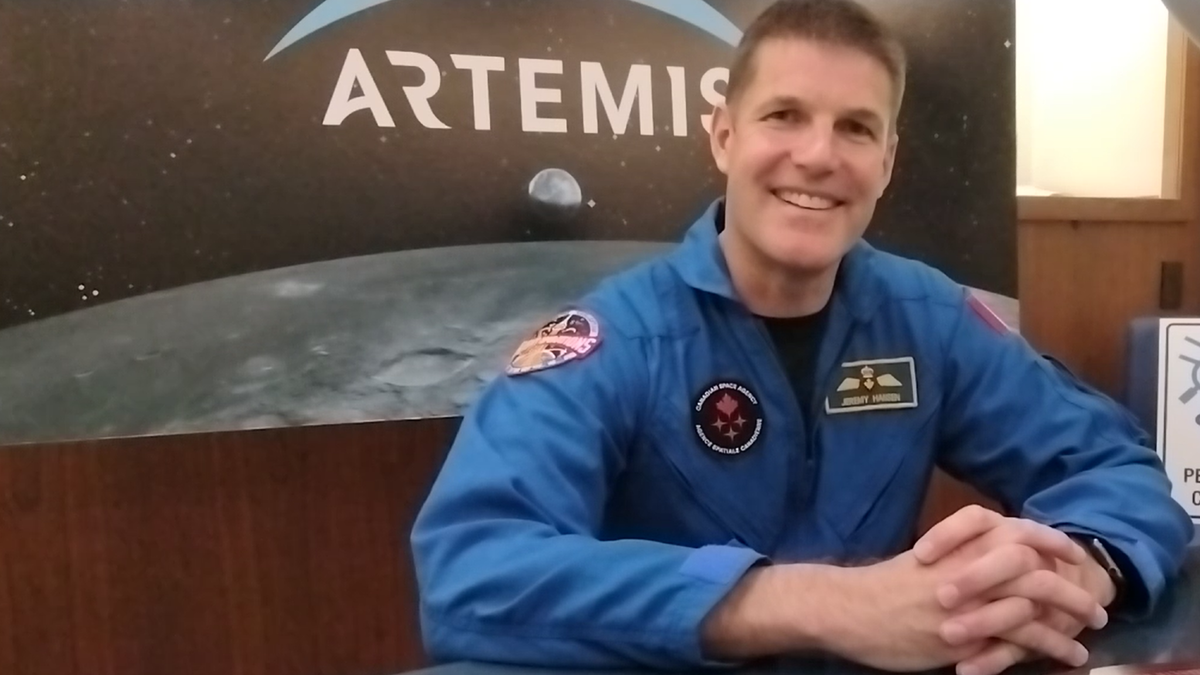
[{"xmin": 710, "ymin": 38, "xmax": 898, "ymax": 275}]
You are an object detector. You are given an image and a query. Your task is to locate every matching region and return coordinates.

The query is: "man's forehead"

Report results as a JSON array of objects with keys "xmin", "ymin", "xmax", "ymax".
[
  {"xmin": 752, "ymin": 36, "xmax": 891, "ymax": 78},
  {"xmin": 739, "ymin": 42, "xmax": 893, "ymax": 118}
]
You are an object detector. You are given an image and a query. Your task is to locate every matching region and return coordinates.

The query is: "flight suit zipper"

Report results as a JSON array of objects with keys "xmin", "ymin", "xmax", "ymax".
[{"xmin": 750, "ymin": 306, "xmax": 855, "ymax": 511}]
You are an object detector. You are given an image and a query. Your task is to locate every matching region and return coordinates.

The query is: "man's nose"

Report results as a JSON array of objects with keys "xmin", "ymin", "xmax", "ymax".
[{"xmin": 789, "ymin": 124, "xmax": 837, "ymax": 173}]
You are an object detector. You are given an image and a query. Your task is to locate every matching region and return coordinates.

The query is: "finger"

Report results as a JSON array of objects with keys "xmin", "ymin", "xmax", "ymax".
[
  {"xmin": 1043, "ymin": 607, "xmax": 1086, "ymax": 636},
  {"xmin": 914, "ymin": 505, "xmax": 1003, "ymax": 564},
  {"xmin": 996, "ymin": 519, "xmax": 1088, "ymax": 566},
  {"xmin": 997, "ymin": 569, "xmax": 1107, "ymax": 630},
  {"xmin": 941, "ymin": 596, "xmax": 1039, "ymax": 646},
  {"xmin": 957, "ymin": 642, "xmax": 1029, "ymax": 675},
  {"xmin": 1001, "ymin": 619, "xmax": 1090, "ymax": 668},
  {"xmin": 938, "ymin": 544, "xmax": 1044, "ymax": 608}
]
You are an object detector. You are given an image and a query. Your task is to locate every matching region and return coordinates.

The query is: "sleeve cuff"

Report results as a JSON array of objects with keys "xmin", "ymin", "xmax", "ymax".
[
  {"xmin": 674, "ymin": 544, "xmax": 770, "ymax": 668},
  {"xmin": 680, "ymin": 543, "xmax": 769, "ymax": 585}
]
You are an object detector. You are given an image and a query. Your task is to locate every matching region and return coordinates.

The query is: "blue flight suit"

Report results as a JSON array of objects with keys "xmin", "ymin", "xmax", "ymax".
[{"xmin": 410, "ymin": 199, "xmax": 1194, "ymax": 669}]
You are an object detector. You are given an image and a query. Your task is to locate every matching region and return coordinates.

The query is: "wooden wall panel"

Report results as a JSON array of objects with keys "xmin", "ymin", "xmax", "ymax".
[
  {"xmin": 0, "ymin": 415, "xmax": 1003, "ymax": 675},
  {"xmin": 1018, "ymin": 221, "xmax": 1195, "ymax": 396},
  {"xmin": 0, "ymin": 419, "xmax": 455, "ymax": 675}
]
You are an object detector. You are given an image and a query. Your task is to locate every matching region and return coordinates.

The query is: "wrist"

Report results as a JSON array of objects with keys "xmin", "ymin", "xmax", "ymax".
[
  {"xmin": 700, "ymin": 562, "xmax": 857, "ymax": 660},
  {"xmin": 1067, "ymin": 535, "xmax": 1123, "ymax": 609},
  {"xmin": 776, "ymin": 563, "xmax": 862, "ymax": 653},
  {"xmin": 809, "ymin": 562, "xmax": 887, "ymax": 658},
  {"xmin": 700, "ymin": 564, "xmax": 796, "ymax": 659},
  {"xmin": 1080, "ymin": 554, "xmax": 1118, "ymax": 608}
]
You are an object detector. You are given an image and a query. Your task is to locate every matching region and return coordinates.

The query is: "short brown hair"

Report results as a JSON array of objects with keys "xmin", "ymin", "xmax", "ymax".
[{"xmin": 724, "ymin": 0, "xmax": 908, "ymax": 120}]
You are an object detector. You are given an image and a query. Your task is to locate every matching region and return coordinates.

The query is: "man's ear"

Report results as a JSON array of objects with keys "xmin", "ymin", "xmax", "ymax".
[
  {"xmin": 708, "ymin": 103, "xmax": 734, "ymax": 175},
  {"xmin": 879, "ymin": 132, "xmax": 899, "ymax": 195}
]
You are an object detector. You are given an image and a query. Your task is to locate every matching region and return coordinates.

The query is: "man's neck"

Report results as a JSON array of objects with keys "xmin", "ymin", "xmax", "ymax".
[{"xmin": 719, "ymin": 229, "xmax": 838, "ymax": 319}]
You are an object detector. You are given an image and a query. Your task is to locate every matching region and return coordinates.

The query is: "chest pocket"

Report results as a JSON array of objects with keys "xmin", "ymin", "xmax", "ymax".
[{"xmin": 816, "ymin": 363, "xmax": 942, "ymax": 550}]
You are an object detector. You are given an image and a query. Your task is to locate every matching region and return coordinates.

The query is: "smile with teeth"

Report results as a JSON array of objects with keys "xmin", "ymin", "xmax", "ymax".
[{"xmin": 773, "ymin": 189, "xmax": 843, "ymax": 211}]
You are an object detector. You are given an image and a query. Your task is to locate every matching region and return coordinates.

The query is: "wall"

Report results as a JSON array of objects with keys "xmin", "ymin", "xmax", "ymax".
[
  {"xmin": 1019, "ymin": 38, "xmax": 1200, "ymax": 395},
  {"xmin": 0, "ymin": 420, "xmax": 453, "ymax": 675},
  {"xmin": 1019, "ymin": 221, "xmax": 1197, "ymax": 394}
]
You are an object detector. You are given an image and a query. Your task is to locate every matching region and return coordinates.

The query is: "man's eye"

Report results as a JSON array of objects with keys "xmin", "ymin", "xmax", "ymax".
[{"xmin": 845, "ymin": 121, "xmax": 875, "ymax": 138}]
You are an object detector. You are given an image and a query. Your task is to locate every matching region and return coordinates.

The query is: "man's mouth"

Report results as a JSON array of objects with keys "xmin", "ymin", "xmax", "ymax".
[{"xmin": 772, "ymin": 189, "xmax": 844, "ymax": 211}]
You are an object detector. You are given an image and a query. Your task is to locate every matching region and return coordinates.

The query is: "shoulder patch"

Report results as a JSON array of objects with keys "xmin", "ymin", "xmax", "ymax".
[
  {"xmin": 506, "ymin": 309, "xmax": 602, "ymax": 376},
  {"xmin": 967, "ymin": 293, "xmax": 1011, "ymax": 334}
]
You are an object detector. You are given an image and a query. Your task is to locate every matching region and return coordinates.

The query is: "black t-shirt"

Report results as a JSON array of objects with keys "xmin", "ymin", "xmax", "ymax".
[
  {"xmin": 714, "ymin": 201, "xmax": 831, "ymax": 413},
  {"xmin": 758, "ymin": 304, "xmax": 830, "ymax": 416}
]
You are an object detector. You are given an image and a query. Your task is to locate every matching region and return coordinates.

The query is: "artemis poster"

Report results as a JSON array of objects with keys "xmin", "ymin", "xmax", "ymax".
[{"xmin": 0, "ymin": 0, "xmax": 1016, "ymax": 444}]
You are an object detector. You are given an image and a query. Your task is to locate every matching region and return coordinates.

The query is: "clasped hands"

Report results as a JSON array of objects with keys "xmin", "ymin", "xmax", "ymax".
[{"xmin": 883, "ymin": 505, "xmax": 1117, "ymax": 675}]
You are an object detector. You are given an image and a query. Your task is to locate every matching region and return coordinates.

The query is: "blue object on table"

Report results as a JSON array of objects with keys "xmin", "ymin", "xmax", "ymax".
[{"xmin": 1124, "ymin": 316, "xmax": 1163, "ymax": 438}]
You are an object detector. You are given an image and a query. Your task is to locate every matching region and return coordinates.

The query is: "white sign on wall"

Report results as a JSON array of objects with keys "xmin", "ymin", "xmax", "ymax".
[{"xmin": 1156, "ymin": 319, "xmax": 1200, "ymax": 522}]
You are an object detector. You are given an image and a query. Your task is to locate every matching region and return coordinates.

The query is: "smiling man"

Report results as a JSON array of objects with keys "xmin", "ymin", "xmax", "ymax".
[{"xmin": 409, "ymin": 1, "xmax": 1194, "ymax": 673}]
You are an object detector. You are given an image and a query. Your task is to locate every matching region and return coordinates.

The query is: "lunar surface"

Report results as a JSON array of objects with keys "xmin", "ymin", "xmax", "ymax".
[{"xmin": 0, "ymin": 241, "xmax": 1018, "ymax": 446}]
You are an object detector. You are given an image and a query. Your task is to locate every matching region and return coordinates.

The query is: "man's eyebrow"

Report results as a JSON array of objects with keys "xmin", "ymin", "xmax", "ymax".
[
  {"xmin": 758, "ymin": 94, "xmax": 805, "ymax": 110},
  {"xmin": 843, "ymin": 108, "xmax": 886, "ymax": 127},
  {"xmin": 755, "ymin": 96, "xmax": 886, "ymax": 126}
]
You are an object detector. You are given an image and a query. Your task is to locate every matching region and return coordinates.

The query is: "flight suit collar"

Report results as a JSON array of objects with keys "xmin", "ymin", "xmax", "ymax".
[{"xmin": 667, "ymin": 198, "xmax": 884, "ymax": 322}]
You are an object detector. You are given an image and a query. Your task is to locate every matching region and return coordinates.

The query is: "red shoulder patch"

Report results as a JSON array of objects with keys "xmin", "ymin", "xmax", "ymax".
[
  {"xmin": 506, "ymin": 310, "xmax": 602, "ymax": 376},
  {"xmin": 967, "ymin": 294, "xmax": 1010, "ymax": 334}
]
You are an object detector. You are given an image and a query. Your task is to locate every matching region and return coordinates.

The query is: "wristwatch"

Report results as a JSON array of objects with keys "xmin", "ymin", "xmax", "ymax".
[{"xmin": 1074, "ymin": 535, "xmax": 1126, "ymax": 610}]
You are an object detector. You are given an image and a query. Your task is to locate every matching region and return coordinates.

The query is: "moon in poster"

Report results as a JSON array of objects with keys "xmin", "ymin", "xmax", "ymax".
[{"xmin": 528, "ymin": 168, "xmax": 583, "ymax": 220}]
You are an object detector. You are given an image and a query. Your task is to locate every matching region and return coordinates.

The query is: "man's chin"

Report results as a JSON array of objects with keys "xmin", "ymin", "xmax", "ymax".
[
  {"xmin": 758, "ymin": 234, "xmax": 845, "ymax": 269},
  {"xmin": 766, "ymin": 249, "xmax": 843, "ymax": 276}
]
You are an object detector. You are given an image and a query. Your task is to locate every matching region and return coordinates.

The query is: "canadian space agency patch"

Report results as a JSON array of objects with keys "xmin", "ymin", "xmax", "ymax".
[
  {"xmin": 506, "ymin": 310, "xmax": 601, "ymax": 376},
  {"xmin": 692, "ymin": 381, "xmax": 764, "ymax": 455}
]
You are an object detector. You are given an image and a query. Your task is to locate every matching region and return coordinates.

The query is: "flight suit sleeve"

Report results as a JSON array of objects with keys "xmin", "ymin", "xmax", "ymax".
[
  {"xmin": 409, "ymin": 310, "xmax": 766, "ymax": 669},
  {"xmin": 934, "ymin": 290, "xmax": 1194, "ymax": 618}
]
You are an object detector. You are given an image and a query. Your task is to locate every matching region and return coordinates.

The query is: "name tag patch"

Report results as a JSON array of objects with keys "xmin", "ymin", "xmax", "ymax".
[{"xmin": 825, "ymin": 357, "xmax": 918, "ymax": 414}]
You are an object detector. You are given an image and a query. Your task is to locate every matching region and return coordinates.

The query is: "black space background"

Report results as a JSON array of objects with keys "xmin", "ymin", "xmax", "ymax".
[{"xmin": 0, "ymin": 0, "xmax": 1015, "ymax": 330}]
